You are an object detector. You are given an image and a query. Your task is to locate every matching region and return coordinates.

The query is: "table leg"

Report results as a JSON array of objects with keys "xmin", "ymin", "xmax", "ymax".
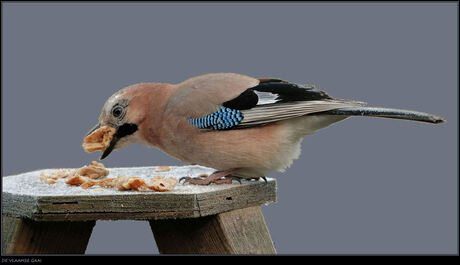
[
  {"xmin": 2, "ymin": 215, "xmax": 95, "ymax": 254},
  {"xmin": 149, "ymin": 206, "xmax": 276, "ymax": 254}
]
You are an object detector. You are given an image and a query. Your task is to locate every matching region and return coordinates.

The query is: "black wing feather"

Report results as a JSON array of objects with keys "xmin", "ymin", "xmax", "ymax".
[
  {"xmin": 222, "ymin": 88, "xmax": 258, "ymax": 110},
  {"xmin": 254, "ymin": 79, "xmax": 332, "ymax": 102},
  {"xmin": 222, "ymin": 79, "xmax": 332, "ymax": 110}
]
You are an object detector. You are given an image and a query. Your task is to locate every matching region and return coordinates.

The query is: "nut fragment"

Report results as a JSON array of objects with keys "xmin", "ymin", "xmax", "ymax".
[
  {"xmin": 116, "ymin": 176, "xmax": 149, "ymax": 191},
  {"xmin": 39, "ymin": 161, "xmax": 178, "ymax": 192},
  {"xmin": 90, "ymin": 161, "xmax": 105, "ymax": 168},
  {"xmin": 115, "ymin": 175, "xmax": 177, "ymax": 192},
  {"xmin": 92, "ymin": 178, "xmax": 116, "ymax": 188},
  {"xmin": 39, "ymin": 162, "xmax": 107, "ymax": 186},
  {"xmin": 115, "ymin": 175, "xmax": 144, "ymax": 191},
  {"xmin": 82, "ymin": 126, "xmax": 116, "ymax": 153},
  {"xmin": 66, "ymin": 175, "xmax": 91, "ymax": 186},
  {"xmin": 148, "ymin": 176, "xmax": 178, "ymax": 192},
  {"xmin": 39, "ymin": 169, "xmax": 77, "ymax": 185},
  {"xmin": 75, "ymin": 161, "xmax": 109, "ymax": 179},
  {"xmin": 155, "ymin": 166, "xmax": 171, "ymax": 172},
  {"xmin": 39, "ymin": 174, "xmax": 58, "ymax": 185},
  {"xmin": 197, "ymin": 173, "xmax": 209, "ymax": 179}
]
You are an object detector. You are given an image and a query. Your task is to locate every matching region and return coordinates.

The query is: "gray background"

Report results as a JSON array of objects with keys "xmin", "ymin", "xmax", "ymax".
[{"xmin": 2, "ymin": 2, "xmax": 457, "ymax": 254}]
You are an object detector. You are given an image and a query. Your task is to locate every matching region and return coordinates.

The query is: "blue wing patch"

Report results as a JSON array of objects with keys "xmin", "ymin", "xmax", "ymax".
[{"xmin": 188, "ymin": 106, "xmax": 244, "ymax": 130}]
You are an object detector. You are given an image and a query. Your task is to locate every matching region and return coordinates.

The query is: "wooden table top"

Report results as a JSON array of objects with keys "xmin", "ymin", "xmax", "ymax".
[{"xmin": 2, "ymin": 165, "xmax": 277, "ymax": 221}]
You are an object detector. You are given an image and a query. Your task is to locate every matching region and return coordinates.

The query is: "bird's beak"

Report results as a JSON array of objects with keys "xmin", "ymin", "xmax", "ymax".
[
  {"xmin": 100, "ymin": 133, "xmax": 119, "ymax": 160},
  {"xmin": 100, "ymin": 123, "xmax": 139, "ymax": 160},
  {"xmin": 85, "ymin": 122, "xmax": 119, "ymax": 160},
  {"xmin": 85, "ymin": 123, "xmax": 101, "ymax": 137}
]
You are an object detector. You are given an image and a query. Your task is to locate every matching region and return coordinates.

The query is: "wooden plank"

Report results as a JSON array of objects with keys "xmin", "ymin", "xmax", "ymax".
[
  {"xmin": 149, "ymin": 206, "xmax": 276, "ymax": 254},
  {"xmin": 2, "ymin": 215, "xmax": 95, "ymax": 254},
  {"xmin": 28, "ymin": 210, "xmax": 201, "ymax": 222},
  {"xmin": 196, "ymin": 180, "xmax": 277, "ymax": 217},
  {"xmin": 2, "ymin": 166, "xmax": 277, "ymax": 221}
]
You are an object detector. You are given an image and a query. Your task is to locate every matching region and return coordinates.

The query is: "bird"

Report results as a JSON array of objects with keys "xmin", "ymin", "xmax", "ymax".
[{"xmin": 85, "ymin": 73, "xmax": 445, "ymax": 185}]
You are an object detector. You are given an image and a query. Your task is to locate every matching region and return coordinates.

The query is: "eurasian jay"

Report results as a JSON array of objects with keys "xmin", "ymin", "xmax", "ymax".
[{"xmin": 86, "ymin": 73, "xmax": 445, "ymax": 185}]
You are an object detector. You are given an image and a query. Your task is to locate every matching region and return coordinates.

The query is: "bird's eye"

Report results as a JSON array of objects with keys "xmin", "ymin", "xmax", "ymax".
[{"xmin": 112, "ymin": 106, "xmax": 123, "ymax": 118}]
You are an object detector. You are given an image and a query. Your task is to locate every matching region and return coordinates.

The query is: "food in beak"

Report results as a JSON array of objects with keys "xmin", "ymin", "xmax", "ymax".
[{"xmin": 82, "ymin": 126, "xmax": 116, "ymax": 153}]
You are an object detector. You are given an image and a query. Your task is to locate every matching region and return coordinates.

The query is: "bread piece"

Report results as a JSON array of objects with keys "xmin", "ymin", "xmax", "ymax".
[
  {"xmin": 147, "ymin": 176, "xmax": 178, "ymax": 192},
  {"xmin": 66, "ymin": 175, "xmax": 91, "ymax": 186},
  {"xmin": 82, "ymin": 126, "xmax": 116, "ymax": 153},
  {"xmin": 115, "ymin": 175, "xmax": 178, "ymax": 192},
  {"xmin": 39, "ymin": 169, "xmax": 77, "ymax": 185},
  {"xmin": 75, "ymin": 161, "xmax": 109, "ymax": 179},
  {"xmin": 38, "ymin": 161, "xmax": 178, "ymax": 192},
  {"xmin": 39, "ymin": 162, "xmax": 108, "ymax": 186},
  {"xmin": 39, "ymin": 173, "xmax": 59, "ymax": 185},
  {"xmin": 115, "ymin": 175, "xmax": 148, "ymax": 191},
  {"xmin": 155, "ymin": 166, "xmax": 171, "ymax": 172}
]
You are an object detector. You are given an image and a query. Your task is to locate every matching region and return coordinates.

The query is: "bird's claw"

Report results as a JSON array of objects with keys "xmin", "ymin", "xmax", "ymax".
[
  {"xmin": 179, "ymin": 172, "xmax": 243, "ymax": 186},
  {"xmin": 179, "ymin": 174, "xmax": 208, "ymax": 184},
  {"xmin": 245, "ymin": 176, "xmax": 268, "ymax": 183},
  {"xmin": 229, "ymin": 176, "xmax": 242, "ymax": 184},
  {"xmin": 179, "ymin": 176, "xmax": 191, "ymax": 184},
  {"xmin": 180, "ymin": 175, "xmax": 265, "ymax": 185}
]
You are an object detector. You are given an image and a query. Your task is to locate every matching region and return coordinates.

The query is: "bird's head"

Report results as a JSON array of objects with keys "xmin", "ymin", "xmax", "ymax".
[{"xmin": 86, "ymin": 83, "xmax": 170, "ymax": 160}]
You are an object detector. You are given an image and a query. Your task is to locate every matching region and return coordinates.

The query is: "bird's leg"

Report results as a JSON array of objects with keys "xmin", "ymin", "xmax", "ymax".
[{"xmin": 180, "ymin": 169, "xmax": 238, "ymax": 185}]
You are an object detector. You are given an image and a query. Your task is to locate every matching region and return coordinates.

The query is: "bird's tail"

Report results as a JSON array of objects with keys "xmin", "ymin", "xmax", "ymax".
[{"xmin": 322, "ymin": 107, "xmax": 445, "ymax": 124}]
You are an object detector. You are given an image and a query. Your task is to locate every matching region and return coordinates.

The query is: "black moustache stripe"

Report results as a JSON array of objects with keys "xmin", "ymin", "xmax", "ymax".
[{"xmin": 115, "ymin": 123, "xmax": 138, "ymax": 138}]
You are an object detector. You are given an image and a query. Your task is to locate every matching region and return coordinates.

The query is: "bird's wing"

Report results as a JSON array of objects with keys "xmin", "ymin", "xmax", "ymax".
[
  {"xmin": 169, "ymin": 74, "xmax": 366, "ymax": 130},
  {"xmin": 227, "ymin": 78, "xmax": 366, "ymax": 128}
]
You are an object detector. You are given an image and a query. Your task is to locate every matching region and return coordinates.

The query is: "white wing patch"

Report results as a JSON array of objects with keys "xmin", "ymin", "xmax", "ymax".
[{"xmin": 254, "ymin": 91, "xmax": 278, "ymax": 105}]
